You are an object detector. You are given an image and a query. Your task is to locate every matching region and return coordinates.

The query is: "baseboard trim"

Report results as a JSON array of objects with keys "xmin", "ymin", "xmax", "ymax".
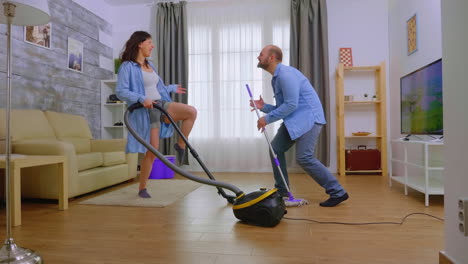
[{"xmin": 439, "ymin": 251, "xmax": 455, "ymax": 264}]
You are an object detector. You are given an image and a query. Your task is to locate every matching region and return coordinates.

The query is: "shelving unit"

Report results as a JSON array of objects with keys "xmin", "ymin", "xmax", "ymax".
[
  {"xmin": 390, "ymin": 139, "xmax": 444, "ymax": 206},
  {"xmin": 101, "ymin": 80, "xmax": 127, "ymax": 139},
  {"xmin": 335, "ymin": 62, "xmax": 387, "ymax": 176}
]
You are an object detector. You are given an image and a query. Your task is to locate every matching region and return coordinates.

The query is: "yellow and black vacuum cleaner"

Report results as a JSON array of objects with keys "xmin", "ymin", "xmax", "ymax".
[
  {"xmin": 233, "ymin": 188, "xmax": 285, "ymax": 227},
  {"xmin": 125, "ymin": 103, "xmax": 286, "ymax": 227}
]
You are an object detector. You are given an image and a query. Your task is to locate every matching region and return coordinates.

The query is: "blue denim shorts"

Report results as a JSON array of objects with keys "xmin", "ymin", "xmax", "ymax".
[{"xmin": 148, "ymin": 100, "xmax": 171, "ymax": 129}]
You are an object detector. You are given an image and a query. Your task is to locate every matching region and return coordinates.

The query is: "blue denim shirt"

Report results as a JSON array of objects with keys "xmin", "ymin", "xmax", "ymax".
[
  {"xmin": 116, "ymin": 61, "xmax": 177, "ymax": 153},
  {"xmin": 262, "ymin": 63, "xmax": 326, "ymax": 140}
]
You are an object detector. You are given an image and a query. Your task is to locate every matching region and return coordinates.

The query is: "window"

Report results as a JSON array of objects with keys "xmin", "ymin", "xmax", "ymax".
[{"xmin": 185, "ymin": 0, "xmax": 289, "ymax": 172}]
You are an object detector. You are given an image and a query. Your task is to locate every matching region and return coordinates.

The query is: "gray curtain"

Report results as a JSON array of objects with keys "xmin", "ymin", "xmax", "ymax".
[
  {"xmin": 155, "ymin": 1, "xmax": 189, "ymax": 163},
  {"xmin": 290, "ymin": 0, "xmax": 330, "ymax": 165}
]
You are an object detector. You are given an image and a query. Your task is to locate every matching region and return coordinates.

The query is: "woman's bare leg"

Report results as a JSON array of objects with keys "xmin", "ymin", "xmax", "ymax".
[
  {"xmin": 165, "ymin": 102, "xmax": 197, "ymax": 148},
  {"xmin": 139, "ymin": 127, "xmax": 159, "ymax": 192}
]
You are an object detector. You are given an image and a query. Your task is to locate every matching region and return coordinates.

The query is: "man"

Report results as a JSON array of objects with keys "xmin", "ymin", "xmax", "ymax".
[{"xmin": 252, "ymin": 45, "xmax": 349, "ymax": 207}]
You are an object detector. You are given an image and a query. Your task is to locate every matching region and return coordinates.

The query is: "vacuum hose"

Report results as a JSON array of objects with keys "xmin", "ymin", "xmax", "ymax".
[{"xmin": 124, "ymin": 103, "xmax": 244, "ymax": 197}]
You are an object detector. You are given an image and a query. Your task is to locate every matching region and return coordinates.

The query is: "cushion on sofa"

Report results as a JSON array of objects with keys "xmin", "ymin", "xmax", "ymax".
[
  {"xmin": 0, "ymin": 109, "xmax": 56, "ymax": 142},
  {"xmin": 61, "ymin": 137, "xmax": 91, "ymax": 154},
  {"xmin": 0, "ymin": 139, "xmax": 5, "ymax": 154},
  {"xmin": 45, "ymin": 111, "xmax": 93, "ymax": 153},
  {"xmin": 77, "ymin": 152, "xmax": 103, "ymax": 172},
  {"xmin": 102, "ymin": 151, "xmax": 126, "ymax": 167}
]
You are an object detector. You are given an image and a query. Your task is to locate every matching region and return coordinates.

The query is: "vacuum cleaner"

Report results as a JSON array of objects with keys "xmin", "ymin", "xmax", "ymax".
[{"xmin": 124, "ymin": 103, "xmax": 286, "ymax": 227}]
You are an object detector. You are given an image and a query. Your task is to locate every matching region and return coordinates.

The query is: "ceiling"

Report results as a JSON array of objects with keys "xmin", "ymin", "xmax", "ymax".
[
  {"xmin": 103, "ymin": 0, "xmax": 154, "ymax": 6},
  {"xmin": 103, "ymin": 0, "xmax": 211, "ymax": 6}
]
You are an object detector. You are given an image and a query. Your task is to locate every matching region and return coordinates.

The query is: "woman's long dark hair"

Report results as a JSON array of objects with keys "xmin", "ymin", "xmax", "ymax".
[{"xmin": 120, "ymin": 31, "xmax": 151, "ymax": 67}]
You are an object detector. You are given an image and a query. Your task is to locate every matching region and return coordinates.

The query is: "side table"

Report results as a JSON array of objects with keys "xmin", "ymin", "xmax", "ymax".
[{"xmin": 0, "ymin": 155, "xmax": 68, "ymax": 226}]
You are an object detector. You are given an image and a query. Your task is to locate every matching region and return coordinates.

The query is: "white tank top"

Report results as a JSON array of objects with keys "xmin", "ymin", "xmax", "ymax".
[{"xmin": 142, "ymin": 70, "xmax": 161, "ymax": 100}]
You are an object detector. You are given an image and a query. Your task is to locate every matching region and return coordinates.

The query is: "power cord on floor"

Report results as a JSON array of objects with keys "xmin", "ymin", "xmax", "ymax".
[{"xmin": 283, "ymin": 212, "xmax": 444, "ymax": 226}]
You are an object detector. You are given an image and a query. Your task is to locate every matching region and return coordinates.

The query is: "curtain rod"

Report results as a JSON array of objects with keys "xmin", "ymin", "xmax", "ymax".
[{"xmin": 146, "ymin": 0, "xmax": 182, "ymax": 7}]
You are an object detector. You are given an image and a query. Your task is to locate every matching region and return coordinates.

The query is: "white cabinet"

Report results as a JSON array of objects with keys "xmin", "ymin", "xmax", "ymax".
[
  {"xmin": 101, "ymin": 80, "xmax": 127, "ymax": 139},
  {"xmin": 390, "ymin": 139, "xmax": 444, "ymax": 206}
]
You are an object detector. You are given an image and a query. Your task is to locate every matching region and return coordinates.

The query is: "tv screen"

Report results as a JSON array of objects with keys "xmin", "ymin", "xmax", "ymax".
[{"xmin": 400, "ymin": 59, "xmax": 443, "ymax": 135}]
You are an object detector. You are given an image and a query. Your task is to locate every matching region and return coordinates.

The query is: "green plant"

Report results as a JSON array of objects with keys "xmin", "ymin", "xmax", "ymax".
[{"xmin": 114, "ymin": 58, "xmax": 122, "ymax": 74}]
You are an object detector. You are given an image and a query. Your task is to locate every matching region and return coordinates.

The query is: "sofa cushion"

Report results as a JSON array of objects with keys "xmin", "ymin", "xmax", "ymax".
[
  {"xmin": 102, "ymin": 151, "xmax": 126, "ymax": 167},
  {"xmin": 0, "ymin": 139, "xmax": 5, "ymax": 154},
  {"xmin": 45, "ymin": 111, "xmax": 93, "ymax": 153},
  {"xmin": 61, "ymin": 137, "xmax": 91, "ymax": 154},
  {"xmin": 0, "ymin": 109, "xmax": 56, "ymax": 142},
  {"xmin": 77, "ymin": 152, "xmax": 103, "ymax": 172}
]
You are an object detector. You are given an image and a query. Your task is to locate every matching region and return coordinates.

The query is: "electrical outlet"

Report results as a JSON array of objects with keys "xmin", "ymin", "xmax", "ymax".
[{"xmin": 459, "ymin": 198, "xmax": 468, "ymax": 236}]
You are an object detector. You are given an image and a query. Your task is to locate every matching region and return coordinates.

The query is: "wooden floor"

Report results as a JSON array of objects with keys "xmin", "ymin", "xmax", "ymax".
[{"xmin": 0, "ymin": 172, "xmax": 444, "ymax": 264}]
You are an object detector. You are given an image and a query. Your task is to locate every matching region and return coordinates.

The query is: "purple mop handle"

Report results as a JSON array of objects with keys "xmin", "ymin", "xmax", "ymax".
[
  {"xmin": 245, "ymin": 83, "xmax": 291, "ymax": 193},
  {"xmin": 273, "ymin": 157, "xmax": 280, "ymax": 166},
  {"xmin": 246, "ymin": 84, "xmax": 253, "ymax": 98},
  {"xmin": 246, "ymin": 84, "xmax": 264, "ymax": 132}
]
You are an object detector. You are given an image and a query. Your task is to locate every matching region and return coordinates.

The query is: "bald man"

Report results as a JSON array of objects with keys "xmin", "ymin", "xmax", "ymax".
[{"xmin": 252, "ymin": 45, "xmax": 348, "ymax": 207}]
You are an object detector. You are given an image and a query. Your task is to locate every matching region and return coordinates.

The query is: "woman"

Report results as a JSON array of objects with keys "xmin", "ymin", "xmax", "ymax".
[{"xmin": 116, "ymin": 31, "xmax": 197, "ymax": 198}]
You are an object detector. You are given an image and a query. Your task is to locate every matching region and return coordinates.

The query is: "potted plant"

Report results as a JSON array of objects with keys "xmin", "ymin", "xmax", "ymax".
[
  {"xmin": 363, "ymin": 93, "xmax": 368, "ymax": 101},
  {"xmin": 114, "ymin": 58, "xmax": 122, "ymax": 75},
  {"xmin": 372, "ymin": 95, "xmax": 377, "ymax": 101}
]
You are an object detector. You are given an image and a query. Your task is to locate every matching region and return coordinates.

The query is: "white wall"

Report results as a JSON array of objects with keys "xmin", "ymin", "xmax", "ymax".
[
  {"xmin": 388, "ymin": 0, "xmax": 442, "ymax": 140},
  {"xmin": 327, "ymin": 0, "xmax": 389, "ymax": 173},
  {"xmin": 387, "ymin": 0, "xmax": 442, "ymax": 196},
  {"xmin": 110, "ymin": 5, "xmax": 155, "ymax": 58},
  {"xmin": 441, "ymin": 1, "xmax": 468, "ymax": 262}
]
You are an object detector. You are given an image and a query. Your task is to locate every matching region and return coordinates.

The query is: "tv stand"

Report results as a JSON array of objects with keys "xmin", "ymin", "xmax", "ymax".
[
  {"xmin": 390, "ymin": 139, "xmax": 444, "ymax": 206},
  {"xmin": 402, "ymin": 134, "xmax": 426, "ymax": 141}
]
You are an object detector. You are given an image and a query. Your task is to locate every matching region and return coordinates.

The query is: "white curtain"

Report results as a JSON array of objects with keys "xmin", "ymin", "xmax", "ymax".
[{"xmin": 185, "ymin": 0, "xmax": 290, "ymax": 172}]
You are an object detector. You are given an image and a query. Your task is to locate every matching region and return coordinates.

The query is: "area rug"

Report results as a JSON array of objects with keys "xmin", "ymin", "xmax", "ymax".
[{"xmin": 79, "ymin": 180, "xmax": 201, "ymax": 208}]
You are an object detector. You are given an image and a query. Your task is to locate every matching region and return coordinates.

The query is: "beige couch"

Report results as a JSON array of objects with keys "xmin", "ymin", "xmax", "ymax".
[{"xmin": 0, "ymin": 109, "xmax": 138, "ymax": 199}]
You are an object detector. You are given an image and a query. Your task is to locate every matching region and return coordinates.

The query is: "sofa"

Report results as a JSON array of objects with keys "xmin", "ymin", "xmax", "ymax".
[{"xmin": 0, "ymin": 109, "xmax": 138, "ymax": 199}]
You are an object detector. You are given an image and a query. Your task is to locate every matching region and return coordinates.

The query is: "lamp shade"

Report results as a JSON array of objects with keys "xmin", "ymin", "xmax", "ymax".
[{"xmin": 0, "ymin": 0, "xmax": 50, "ymax": 26}]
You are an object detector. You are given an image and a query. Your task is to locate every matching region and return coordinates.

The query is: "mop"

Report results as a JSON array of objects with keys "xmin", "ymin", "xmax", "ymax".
[{"xmin": 245, "ymin": 84, "xmax": 309, "ymax": 207}]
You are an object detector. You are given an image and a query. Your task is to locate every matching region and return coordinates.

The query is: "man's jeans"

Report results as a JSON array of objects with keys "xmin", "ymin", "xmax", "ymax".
[{"xmin": 270, "ymin": 123, "xmax": 346, "ymax": 198}]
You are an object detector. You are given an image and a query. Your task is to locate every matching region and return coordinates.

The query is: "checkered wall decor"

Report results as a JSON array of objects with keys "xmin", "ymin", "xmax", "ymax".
[{"xmin": 339, "ymin": 48, "xmax": 353, "ymax": 67}]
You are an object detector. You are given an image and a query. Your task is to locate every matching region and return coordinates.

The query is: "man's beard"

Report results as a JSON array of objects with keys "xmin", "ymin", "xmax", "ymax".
[{"xmin": 257, "ymin": 61, "xmax": 268, "ymax": 69}]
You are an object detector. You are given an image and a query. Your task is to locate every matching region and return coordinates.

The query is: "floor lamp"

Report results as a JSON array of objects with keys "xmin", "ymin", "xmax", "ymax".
[{"xmin": 0, "ymin": 1, "xmax": 50, "ymax": 263}]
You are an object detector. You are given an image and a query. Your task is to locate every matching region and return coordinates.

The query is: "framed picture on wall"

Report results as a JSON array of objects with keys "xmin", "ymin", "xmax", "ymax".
[
  {"xmin": 24, "ymin": 23, "xmax": 51, "ymax": 49},
  {"xmin": 407, "ymin": 13, "xmax": 417, "ymax": 55},
  {"xmin": 67, "ymin": 37, "xmax": 83, "ymax": 73}
]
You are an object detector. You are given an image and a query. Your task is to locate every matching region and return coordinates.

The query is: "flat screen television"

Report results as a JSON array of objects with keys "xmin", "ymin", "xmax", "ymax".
[{"xmin": 400, "ymin": 58, "xmax": 443, "ymax": 135}]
